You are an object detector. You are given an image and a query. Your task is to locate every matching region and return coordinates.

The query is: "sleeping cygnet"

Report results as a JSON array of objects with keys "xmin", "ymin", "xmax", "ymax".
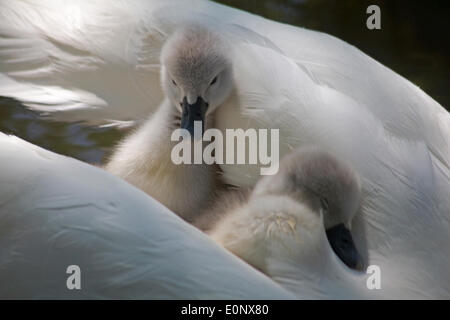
[
  {"xmin": 206, "ymin": 147, "xmax": 363, "ymax": 275},
  {"xmin": 104, "ymin": 24, "xmax": 233, "ymax": 223}
]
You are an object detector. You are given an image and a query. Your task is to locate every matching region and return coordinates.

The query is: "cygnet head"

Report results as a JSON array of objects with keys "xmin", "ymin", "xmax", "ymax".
[
  {"xmin": 161, "ymin": 24, "xmax": 233, "ymax": 135},
  {"xmin": 252, "ymin": 147, "xmax": 362, "ymax": 269}
]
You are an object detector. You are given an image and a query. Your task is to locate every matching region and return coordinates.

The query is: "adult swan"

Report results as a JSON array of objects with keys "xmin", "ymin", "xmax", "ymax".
[
  {"xmin": 0, "ymin": 0, "xmax": 449, "ymax": 298},
  {"xmin": 0, "ymin": 133, "xmax": 295, "ymax": 299}
]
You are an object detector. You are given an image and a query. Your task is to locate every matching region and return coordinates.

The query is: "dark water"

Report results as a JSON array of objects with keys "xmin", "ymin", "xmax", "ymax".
[{"xmin": 0, "ymin": 0, "xmax": 449, "ymax": 164}]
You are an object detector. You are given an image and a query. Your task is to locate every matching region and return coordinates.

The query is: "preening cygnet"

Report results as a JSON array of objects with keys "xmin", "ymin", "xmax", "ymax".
[
  {"xmin": 207, "ymin": 148, "xmax": 363, "ymax": 273},
  {"xmin": 105, "ymin": 24, "xmax": 233, "ymax": 222}
]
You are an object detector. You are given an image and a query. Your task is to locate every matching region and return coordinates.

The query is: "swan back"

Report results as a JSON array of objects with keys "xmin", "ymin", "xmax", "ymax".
[{"xmin": 0, "ymin": 133, "xmax": 293, "ymax": 299}]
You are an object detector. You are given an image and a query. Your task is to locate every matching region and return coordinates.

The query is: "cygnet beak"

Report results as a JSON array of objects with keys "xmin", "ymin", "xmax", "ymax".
[
  {"xmin": 326, "ymin": 223, "xmax": 362, "ymax": 270},
  {"xmin": 180, "ymin": 96, "xmax": 208, "ymax": 136}
]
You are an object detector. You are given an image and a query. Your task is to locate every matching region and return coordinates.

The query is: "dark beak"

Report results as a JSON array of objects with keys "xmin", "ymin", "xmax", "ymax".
[
  {"xmin": 326, "ymin": 223, "xmax": 362, "ymax": 270},
  {"xmin": 180, "ymin": 96, "xmax": 208, "ymax": 136}
]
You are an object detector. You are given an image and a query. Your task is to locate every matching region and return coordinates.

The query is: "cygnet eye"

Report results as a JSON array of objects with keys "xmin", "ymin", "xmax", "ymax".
[
  {"xmin": 320, "ymin": 198, "xmax": 329, "ymax": 211},
  {"xmin": 210, "ymin": 76, "xmax": 217, "ymax": 86},
  {"xmin": 172, "ymin": 79, "xmax": 177, "ymax": 86}
]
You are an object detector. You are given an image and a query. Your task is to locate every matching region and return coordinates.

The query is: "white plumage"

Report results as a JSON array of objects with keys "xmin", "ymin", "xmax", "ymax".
[
  {"xmin": 0, "ymin": 0, "xmax": 449, "ymax": 298},
  {"xmin": 0, "ymin": 133, "xmax": 385, "ymax": 299},
  {"xmin": 0, "ymin": 132, "xmax": 294, "ymax": 299}
]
